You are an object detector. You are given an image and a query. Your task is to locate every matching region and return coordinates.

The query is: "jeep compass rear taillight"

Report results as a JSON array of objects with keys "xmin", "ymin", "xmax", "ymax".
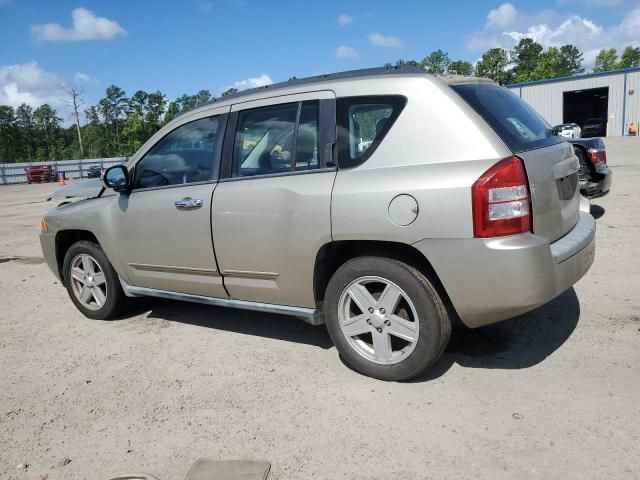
[{"xmin": 472, "ymin": 156, "xmax": 531, "ymax": 238}]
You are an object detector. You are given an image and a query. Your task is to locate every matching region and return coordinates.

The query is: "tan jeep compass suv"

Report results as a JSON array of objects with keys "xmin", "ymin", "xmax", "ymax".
[{"xmin": 39, "ymin": 68, "xmax": 596, "ymax": 380}]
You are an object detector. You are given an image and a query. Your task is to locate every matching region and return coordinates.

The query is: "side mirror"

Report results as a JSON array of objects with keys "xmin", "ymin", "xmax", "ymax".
[{"xmin": 103, "ymin": 165, "xmax": 131, "ymax": 192}]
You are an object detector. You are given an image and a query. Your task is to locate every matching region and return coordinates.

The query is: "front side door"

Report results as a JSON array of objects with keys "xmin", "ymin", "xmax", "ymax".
[
  {"xmin": 111, "ymin": 108, "xmax": 229, "ymax": 298},
  {"xmin": 212, "ymin": 92, "xmax": 337, "ymax": 308}
]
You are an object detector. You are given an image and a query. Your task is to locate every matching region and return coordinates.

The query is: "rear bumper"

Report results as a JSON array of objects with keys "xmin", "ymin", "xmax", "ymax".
[
  {"xmin": 413, "ymin": 212, "xmax": 596, "ymax": 328},
  {"xmin": 581, "ymin": 164, "xmax": 612, "ymax": 199}
]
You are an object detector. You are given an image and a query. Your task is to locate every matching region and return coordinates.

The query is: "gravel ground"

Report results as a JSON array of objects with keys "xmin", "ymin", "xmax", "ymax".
[{"xmin": 1, "ymin": 137, "xmax": 639, "ymax": 480}]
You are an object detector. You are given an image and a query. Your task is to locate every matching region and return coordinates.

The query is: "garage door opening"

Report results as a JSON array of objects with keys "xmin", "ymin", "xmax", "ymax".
[{"xmin": 563, "ymin": 87, "xmax": 609, "ymax": 136}]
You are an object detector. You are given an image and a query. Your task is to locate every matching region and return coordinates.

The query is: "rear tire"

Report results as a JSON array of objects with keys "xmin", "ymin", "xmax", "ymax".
[
  {"xmin": 324, "ymin": 256, "xmax": 451, "ymax": 381},
  {"xmin": 62, "ymin": 240, "xmax": 127, "ymax": 320}
]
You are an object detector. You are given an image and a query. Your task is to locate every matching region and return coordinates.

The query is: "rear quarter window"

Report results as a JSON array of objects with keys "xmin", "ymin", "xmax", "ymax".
[
  {"xmin": 337, "ymin": 95, "xmax": 406, "ymax": 168},
  {"xmin": 453, "ymin": 83, "xmax": 562, "ymax": 153}
]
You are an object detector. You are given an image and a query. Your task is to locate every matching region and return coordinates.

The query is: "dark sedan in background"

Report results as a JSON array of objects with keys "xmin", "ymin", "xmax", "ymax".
[
  {"xmin": 86, "ymin": 165, "xmax": 103, "ymax": 178},
  {"xmin": 581, "ymin": 118, "xmax": 606, "ymax": 138},
  {"xmin": 568, "ymin": 137, "xmax": 612, "ymax": 198}
]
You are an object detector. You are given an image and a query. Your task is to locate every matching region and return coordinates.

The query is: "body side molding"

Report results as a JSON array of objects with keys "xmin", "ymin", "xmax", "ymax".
[{"xmin": 119, "ymin": 278, "xmax": 323, "ymax": 325}]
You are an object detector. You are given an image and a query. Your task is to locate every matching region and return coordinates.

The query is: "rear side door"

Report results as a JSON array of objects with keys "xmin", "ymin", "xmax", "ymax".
[
  {"xmin": 110, "ymin": 106, "xmax": 229, "ymax": 297},
  {"xmin": 212, "ymin": 91, "xmax": 337, "ymax": 308}
]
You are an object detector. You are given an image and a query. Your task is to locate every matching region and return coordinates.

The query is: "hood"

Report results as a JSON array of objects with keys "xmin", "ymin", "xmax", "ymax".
[{"xmin": 47, "ymin": 178, "xmax": 107, "ymax": 201}]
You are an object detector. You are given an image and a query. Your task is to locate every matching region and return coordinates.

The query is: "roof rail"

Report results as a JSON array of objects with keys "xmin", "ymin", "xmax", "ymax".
[{"xmin": 174, "ymin": 65, "xmax": 426, "ymax": 118}]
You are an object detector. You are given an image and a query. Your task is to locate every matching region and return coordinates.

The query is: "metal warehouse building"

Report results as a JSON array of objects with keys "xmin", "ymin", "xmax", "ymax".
[{"xmin": 507, "ymin": 67, "xmax": 640, "ymax": 137}]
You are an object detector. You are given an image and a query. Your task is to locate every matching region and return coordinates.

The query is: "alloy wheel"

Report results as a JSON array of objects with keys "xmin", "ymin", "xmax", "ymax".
[
  {"xmin": 338, "ymin": 276, "xmax": 420, "ymax": 365},
  {"xmin": 69, "ymin": 254, "xmax": 108, "ymax": 311}
]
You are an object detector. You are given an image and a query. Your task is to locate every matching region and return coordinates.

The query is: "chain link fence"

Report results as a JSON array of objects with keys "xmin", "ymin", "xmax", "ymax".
[{"xmin": 0, "ymin": 157, "xmax": 128, "ymax": 185}]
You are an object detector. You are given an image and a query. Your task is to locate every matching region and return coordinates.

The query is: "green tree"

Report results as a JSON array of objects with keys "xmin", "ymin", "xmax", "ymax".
[
  {"xmin": 511, "ymin": 38, "xmax": 543, "ymax": 82},
  {"xmin": 514, "ymin": 43, "xmax": 584, "ymax": 80},
  {"xmin": 33, "ymin": 104, "xmax": 63, "ymax": 160},
  {"xmin": 221, "ymin": 87, "xmax": 238, "ymax": 97},
  {"xmin": 618, "ymin": 46, "xmax": 640, "ymax": 68},
  {"xmin": 420, "ymin": 49, "xmax": 450, "ymax": 74},
  {"xmin": 98, "ymin": 85, "xmax": 127, "ymax": 154},
  {"xmin": 447, "ymin": 60, "xmax": 474, "ymax": 76},
  {"xmin": 83, "ymin": 106, "xmax": 108, "ymax": 157},
  {"xmin": 0, "ymin": 105, "xmax": 17, "ymax": 163},
  {"xmin": 533, "ymin": 47, "xmax": 563, "ymax": 80},
  {"xmin": 393, "ymin": 59, "xmax": 420, "ymax": 69},
  {"xmin": 145, "ymin": 91, "xmax": 166, "ymax": 132},
  {"xmin": 122, "ymin": 112, "xmax": 145, "ymax": 153},
  {"xmin": 594, "ymin": 48, "xmax": 618, "ymax": 72},
  {"xmin": 475, "ymin": 48, "xmax": 513, "ymax": 84},
  {"xmin": 15, "ymin": 104, "xmax": 35, "ymax": 161},
  {"xmin": 176, "ymin": 94, "xmax": 198, "ymax": 111},
  {"xmin": 558, "ymin": 44, "xmax": 584, "ymax": 76},
  {"xmin": 128, "ymin": 90, "xmax": 148, "ymax": 118},
  {"xmin": 164, "ymin": 101, "xmax": 180, "ymax": 124},
  {"xmin": 194, "ymin": 89, "xmax": 212, "ymax": 106}
]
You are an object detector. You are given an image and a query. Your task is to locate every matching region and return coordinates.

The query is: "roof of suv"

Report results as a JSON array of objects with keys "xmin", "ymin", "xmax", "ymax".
[{"xmin": 178, "ymin": 67, "xmax": 494, "ymax": 118}]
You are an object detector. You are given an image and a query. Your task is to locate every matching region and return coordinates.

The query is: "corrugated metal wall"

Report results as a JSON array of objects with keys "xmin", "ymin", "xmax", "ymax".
[
  {"xmin": 509, "ymin": 73, "xmax": 627, "ymax": 136},
  {"xmin": 626, "ymin": 71, "xmax": 640, "ymax": 134}
]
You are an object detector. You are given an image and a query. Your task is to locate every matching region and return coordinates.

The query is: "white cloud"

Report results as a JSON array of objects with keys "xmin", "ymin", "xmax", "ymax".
[
  {"xmin": 225, "ymin": 73, "xmax": 273, "ymax": 93},
  {"xmin": 368, "ymin": 32, "xmax": 403, "ymax": 48},
  {"xmin": 338, "ymin": 13, "xmax": 352, "ymax": 26},
  {"xmin": 468, "ymin": 3, "xmax": 640, "ymax": 68},
  {"xmin": 486, "ymin": 3, "xmax": 518, "ymax": 28},
  {"xmin": 0, "ymin": 62, "xmax": 66, "ymax": 112},
  {"xmin": 31, "ymin": 7, "xmax": 126, "ymax": 43},
  {"xmin": 336, "ymin": 45, "xmax": 358, "ymax": 59},
  {"xmin": 73, "ymin": 72, "xmax": 95, "ymax": 83}
]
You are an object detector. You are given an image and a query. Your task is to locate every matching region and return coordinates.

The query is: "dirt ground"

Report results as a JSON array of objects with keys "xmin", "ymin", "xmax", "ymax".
[{"xmin": 1, "ymin": 138, "xmax": 639, "ymax": 480}]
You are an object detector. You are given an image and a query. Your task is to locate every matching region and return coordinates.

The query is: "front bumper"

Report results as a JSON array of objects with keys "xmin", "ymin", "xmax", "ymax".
[
  {"xmin": 40, "ymin": 231, "xmax": 61, "ymax": 281},
  {"xmin": 413, "ymin": 212, "xmax": 596, "ymax": 328}
]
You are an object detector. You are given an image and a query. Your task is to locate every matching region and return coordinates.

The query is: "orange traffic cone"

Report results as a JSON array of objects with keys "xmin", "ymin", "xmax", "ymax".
[{"xmin": 59, "ymin": 173, "xmax": 65, "ymax": 186}]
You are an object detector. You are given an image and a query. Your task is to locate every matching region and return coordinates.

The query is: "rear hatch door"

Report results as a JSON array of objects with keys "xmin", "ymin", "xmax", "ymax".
[
  {"xmin": 452, "ymin": 82, "xmax": 580, "ymax": 242},
  {"xmin": 518, "ymin": 141, "xmax": 580, "ymax": 241}
]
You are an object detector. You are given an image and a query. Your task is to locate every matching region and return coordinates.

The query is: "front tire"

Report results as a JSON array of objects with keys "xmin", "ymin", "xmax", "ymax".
[
  {"xmin": 62, "ymin": 240, "xmax": 127, "ymax": 320},
  {"xmin": 324, "ymin": 256, "xmax": 451, "ymax": 381}
]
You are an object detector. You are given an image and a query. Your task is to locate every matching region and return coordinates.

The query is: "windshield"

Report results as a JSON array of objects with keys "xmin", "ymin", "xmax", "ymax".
[{"xmin": 452, "ymin": 83, "xmax": 562, "ymax": 153}]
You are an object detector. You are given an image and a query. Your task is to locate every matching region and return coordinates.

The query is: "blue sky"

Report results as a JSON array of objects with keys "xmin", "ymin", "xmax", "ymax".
[{"xmin": 1, "ymin": 0, "xmax": 639, "ymax": 120}]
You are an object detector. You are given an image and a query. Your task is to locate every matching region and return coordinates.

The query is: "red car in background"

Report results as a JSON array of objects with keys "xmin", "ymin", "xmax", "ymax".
[{"xmin": 25, "ymin": 165, "xmax": 57, "ymax": 183}]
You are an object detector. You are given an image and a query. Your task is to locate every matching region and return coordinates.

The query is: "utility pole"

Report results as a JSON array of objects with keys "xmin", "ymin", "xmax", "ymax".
[{"xmin": 62, "ymin": 84, "xmax": 85, "ymax": 157}]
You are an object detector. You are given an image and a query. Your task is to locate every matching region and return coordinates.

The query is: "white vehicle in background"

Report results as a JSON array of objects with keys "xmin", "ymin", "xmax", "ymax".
[{"xmin": 554, "ymin": 123, "xmax": 581, "ymax": 138}]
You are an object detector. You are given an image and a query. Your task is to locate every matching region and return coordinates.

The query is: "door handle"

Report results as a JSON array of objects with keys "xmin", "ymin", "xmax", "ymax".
[{"xmin": 175, "ymin": 197, "xmax": 204, "ymax": 210}]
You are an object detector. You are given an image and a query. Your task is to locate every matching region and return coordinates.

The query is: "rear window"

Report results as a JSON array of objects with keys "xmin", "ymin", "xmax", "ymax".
[{"xmin": 453, "ymin": 83, "xmax": 562, "ymax": 153}]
